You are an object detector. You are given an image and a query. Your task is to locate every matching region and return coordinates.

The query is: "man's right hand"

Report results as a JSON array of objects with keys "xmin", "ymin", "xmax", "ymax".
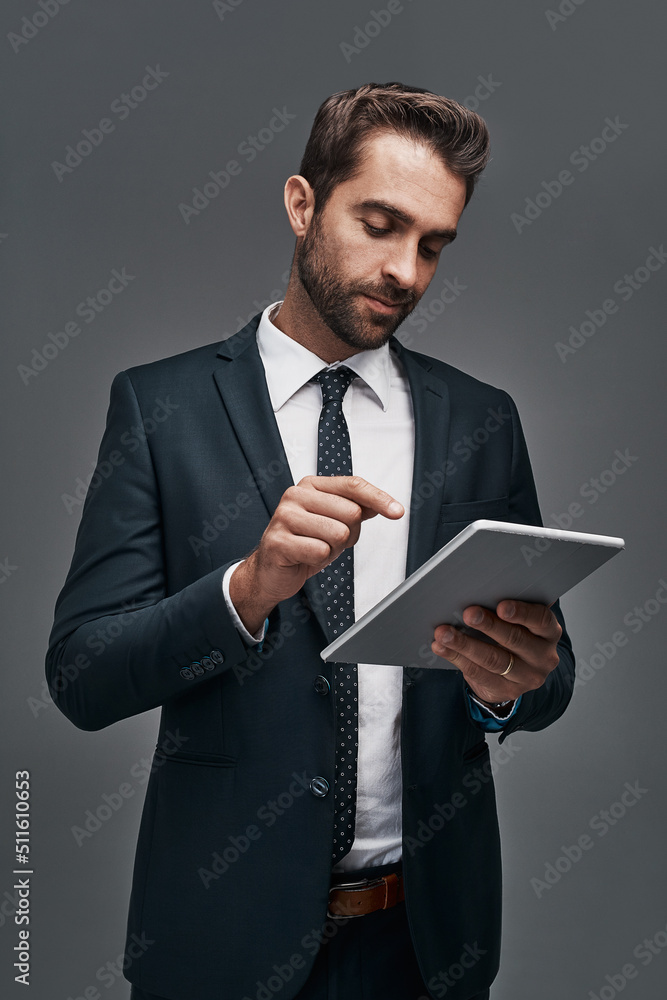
[{"xmin": 228, "ymin": 475, "xmax": 405, "ymax": 636}]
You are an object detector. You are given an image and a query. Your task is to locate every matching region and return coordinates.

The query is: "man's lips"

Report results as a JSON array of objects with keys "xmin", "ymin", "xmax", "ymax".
[{"xmin": 361, "ymin": 293, "xmax": 407, "ymax": 313}]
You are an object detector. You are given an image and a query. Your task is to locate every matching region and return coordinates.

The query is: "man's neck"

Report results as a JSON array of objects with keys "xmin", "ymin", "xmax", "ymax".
[{"xmin": 271, "ymin": 280, "xmax": 362, "ymax": 364}]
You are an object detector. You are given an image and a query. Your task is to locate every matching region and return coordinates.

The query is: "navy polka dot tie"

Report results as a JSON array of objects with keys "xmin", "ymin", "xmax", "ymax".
[{"xmin": 310, "ymin": 366, "xmax": 358, "ymax": 865}]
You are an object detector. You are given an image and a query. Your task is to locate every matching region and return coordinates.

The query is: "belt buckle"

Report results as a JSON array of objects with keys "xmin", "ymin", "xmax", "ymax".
[{"xmin": 326, "ymin": 876, "xmax": 384, "ymax": 919}]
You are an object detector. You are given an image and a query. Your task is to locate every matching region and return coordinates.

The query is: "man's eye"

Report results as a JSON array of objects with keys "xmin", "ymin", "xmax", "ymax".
[
  {"xmin": 363, "ymin": 222, "xmax": 391, "ymax": 235},
  {"xmin": 364, "ymin": 221, "xmax": 441, "ymax": 259}
]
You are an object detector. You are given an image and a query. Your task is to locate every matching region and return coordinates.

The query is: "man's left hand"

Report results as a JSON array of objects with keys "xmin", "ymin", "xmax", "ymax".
[{"xmin": 432, "ymin": 600, "xmax": 562, "ymax": 706}]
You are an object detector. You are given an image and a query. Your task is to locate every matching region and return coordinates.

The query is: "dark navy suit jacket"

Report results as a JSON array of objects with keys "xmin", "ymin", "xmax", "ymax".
[{"xmin": 46, "ymin": 313, "xmax": 575, "ymax": 999}]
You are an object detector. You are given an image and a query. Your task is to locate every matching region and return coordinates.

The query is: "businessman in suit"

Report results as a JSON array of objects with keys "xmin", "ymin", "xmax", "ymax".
[{"xmin": 46, "ymin": 83, "xmax": 575, "ymax": 1000}]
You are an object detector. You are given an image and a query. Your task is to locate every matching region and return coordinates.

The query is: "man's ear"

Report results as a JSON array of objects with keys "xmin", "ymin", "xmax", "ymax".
[{"xmin": 283, "ymin": 174, "xmax": 316, "ymax": 237}]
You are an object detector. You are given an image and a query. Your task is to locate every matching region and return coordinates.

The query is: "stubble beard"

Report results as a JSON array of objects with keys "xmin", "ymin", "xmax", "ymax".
[{"xmin": 295, "ymin": 212, "xmax": 417, "ymax": 352}]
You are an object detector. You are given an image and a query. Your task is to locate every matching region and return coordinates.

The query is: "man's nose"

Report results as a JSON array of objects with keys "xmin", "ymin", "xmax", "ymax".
[{"xmin": 381, "ymin": 242, "xmax": 420, "ymax": 289}]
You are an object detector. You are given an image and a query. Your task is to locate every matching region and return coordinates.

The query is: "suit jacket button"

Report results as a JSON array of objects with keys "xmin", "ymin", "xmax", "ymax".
[
  {"xmin": 314, "ymin": 675, "xmax": 330, "ymax": 696},
  {"xmin": 180, "ymin": 667, "xmax": 194, "ymax": 680},
  {"xmin": 310, "ymin": 776, "xmax": 329, "ymax": 797},
  {"xmin": 201, "ymin": 656, "xmax": 215, "ymax": 671},
  {"xmin": 210, "ymin": 649, "xmax": 224, "ymax": 664},
  {"xmin": 190, "ymin": 661, "xmax": 204, "ymax": 676}
]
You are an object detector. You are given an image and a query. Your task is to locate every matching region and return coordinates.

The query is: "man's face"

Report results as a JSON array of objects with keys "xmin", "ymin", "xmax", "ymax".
[{"xmin": 295, "ymin": 130, "xmax": 468, "ymax": 352}]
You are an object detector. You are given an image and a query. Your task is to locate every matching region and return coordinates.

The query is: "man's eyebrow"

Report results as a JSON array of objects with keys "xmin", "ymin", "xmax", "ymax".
[{"xmin": 354, "ymin": 199, "xmax": 458, "ymax": 240}]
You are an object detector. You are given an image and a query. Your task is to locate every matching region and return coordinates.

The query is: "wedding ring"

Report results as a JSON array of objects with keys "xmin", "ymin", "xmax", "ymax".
[{"xmin": 500, "ymin": 654, "xmax": 514, "ymax": 677}]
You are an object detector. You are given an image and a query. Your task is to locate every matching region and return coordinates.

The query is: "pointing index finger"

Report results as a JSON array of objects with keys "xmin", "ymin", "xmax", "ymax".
[{"xmin": 311, "ymin": 475, "xmax": 404, "ymax": 519}]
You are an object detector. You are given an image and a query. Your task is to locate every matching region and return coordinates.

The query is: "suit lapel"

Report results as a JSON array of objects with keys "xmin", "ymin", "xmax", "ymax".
[
  {"xmin": 213, "ymin": 314, "xmax": 295, "ymax": 521},
  {"xmin": 215, "ymin": 316, "xmax": 339, "ymax": 636},
  {"xmin": 389, "ymin": 336, "xmax": 451, "ymax": 578},
  {"xmin": 213, "ymin": 316, "xmax": 451, "ymax": 645}
]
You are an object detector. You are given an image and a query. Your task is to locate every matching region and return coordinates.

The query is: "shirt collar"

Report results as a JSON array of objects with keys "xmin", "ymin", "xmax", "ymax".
[{"xmin": 256, "ymin": 301, "xmax": 392, "ymax": 413}]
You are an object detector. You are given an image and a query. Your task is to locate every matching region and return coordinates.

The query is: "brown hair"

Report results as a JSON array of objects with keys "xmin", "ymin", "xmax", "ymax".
[{"xmin": 298, "ymin": 81, "xmax": 491, "ymax": 215}]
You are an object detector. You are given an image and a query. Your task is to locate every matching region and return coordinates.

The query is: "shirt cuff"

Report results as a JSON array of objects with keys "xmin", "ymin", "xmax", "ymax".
[
  {"xmin": 466, "ymin": 690, "xmax": 522, "ymax": 731},
  {"xmin": 222, "ymin": 560, "xmax": 269, "ymax": 651}
]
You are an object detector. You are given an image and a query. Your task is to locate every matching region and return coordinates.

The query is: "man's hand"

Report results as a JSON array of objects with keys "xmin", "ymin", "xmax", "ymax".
[
  {"xmin": 230, "ymin": 475, "xmax": 404, "ymax": 635},
  {"xmin": 432, "ymin": 600, "xmax": 562, "ymax": 706}
]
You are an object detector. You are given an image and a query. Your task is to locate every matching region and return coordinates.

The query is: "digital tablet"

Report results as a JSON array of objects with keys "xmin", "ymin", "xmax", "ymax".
[{"xmin": 320, "ymin": 520, "xmax": 625, "ymax": 668}]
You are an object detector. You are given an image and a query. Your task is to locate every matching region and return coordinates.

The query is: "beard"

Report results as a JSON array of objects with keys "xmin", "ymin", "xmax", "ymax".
[{"xmin": 295, "ymin": 211, "xmax": 418, "ymax": 352}]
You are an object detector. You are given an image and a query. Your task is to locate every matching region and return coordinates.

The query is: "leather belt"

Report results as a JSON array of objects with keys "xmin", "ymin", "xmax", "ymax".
[{"xmin": 327, "ymin": 871, "xmax": 405, "ymax": 918}]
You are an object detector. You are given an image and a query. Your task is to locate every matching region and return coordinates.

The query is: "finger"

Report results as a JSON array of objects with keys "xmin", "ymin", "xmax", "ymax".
[
  {"xmin": 279, "ymin": 504, "xmax": 359, "ymax": 556},
  {"xmin": 301, "ymin": 475, "xmax": 404, "ymax": 520},
  {"xmin": 285, "ymin": 484, "xmax": 367, "ymax": 525},
  {"xmin": 494, "ymin": 600, "xmax": 563, "ymax": 643},
  {"xmin": 432, "ymin": 626, "xmax": 524, "ymax": 685},
  {"xmin": 268, "ymin": 529, "xmax": 347, "ymax": 572},
  {"xmin": 430, "ymin": 638, "xmax": 519, "ymax": 701},
  {"xmin": 457, "ymin": 606, "xmax": 546, "ymax": 664},
  {"xmin": 280, "ymin": 486, "xmax": 372, "ymax": 551}
]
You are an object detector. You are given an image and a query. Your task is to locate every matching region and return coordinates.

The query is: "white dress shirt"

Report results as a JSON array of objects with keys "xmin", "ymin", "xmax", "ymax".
[
  {"xmin": 222, "ymin": 300, "xmax": 413, "ymax": 871},
  {"xmin": 221, "ymin": 300, "xmax": 515, "ymax": 871}
]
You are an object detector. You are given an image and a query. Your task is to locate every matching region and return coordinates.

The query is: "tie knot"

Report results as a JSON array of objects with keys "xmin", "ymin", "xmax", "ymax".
[{"xmin": 311, "ymin": 365, "xmax": 357, "ymax": 405}]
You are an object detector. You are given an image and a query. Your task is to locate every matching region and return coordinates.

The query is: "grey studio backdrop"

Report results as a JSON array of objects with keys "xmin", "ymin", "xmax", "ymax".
[{"xmin": 1, "ymin": 1, "xmax": 665, "ymax": 998}]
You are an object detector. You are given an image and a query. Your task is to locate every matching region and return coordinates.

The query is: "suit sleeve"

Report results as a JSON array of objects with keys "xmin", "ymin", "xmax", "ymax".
[
  {"xmin": 474, "ymin": 390, "xmax": 576, "ymax": 744},
  {"xmin": 221, "ymin": 561, "xmax": 269, "ymax": 650},
  {"xmin": 45, "ymin": 370, "xmax": 257, "ymax": 732}
]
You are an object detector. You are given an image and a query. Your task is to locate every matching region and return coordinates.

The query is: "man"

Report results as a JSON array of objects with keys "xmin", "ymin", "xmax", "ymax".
[{"xmin": 46, "ymin": 82, "xmax": 575, "ymax": 999}]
